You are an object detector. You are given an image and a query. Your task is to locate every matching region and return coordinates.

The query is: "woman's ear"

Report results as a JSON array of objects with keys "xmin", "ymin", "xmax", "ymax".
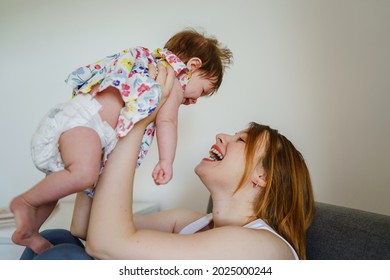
[
  {"xmin": 186, "ymin": 57, "xmax": 202, "ymax": 71},
  {"xmin": 251, "ymin": 167, "xmax": 266, "ymax": 188}
]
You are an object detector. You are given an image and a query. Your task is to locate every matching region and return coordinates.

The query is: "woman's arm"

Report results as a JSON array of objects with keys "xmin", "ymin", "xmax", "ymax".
[
  {"xmin": 71, "ymin": 191, "xmax": 206, "ymax": 238},
  {"xmin": 85, "ymin": 114, "xmax": 158, "ymax": 257},
  {"xmin": 85, "ymin": 63, "xmax": 175, "ymax": 256},
  {"xmin": 133, "ymin": 208, "xmax": 205, "ymax": 233},
  {"xmin": 70, "ymin": 192, "xmax": 92, "ymax": 240}
]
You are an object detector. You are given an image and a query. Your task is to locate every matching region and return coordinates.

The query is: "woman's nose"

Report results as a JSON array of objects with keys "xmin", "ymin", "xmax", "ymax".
[
  {"xmin": 216, "ymin": 133, "xmax": 231, "ymax": 144},
  {"xmin": 216, "ymin": 134, "xmax": 223, "ymax": 144}
]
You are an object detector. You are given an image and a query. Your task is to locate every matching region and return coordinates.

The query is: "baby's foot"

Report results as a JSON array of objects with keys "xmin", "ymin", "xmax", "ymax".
[
  {"xmin": 14, "ymin": 231, "xmax": 53, "ymax": 254},
  {"xmin": 9, "ymin": 196, "xmax": 53, "ymax": 253}
]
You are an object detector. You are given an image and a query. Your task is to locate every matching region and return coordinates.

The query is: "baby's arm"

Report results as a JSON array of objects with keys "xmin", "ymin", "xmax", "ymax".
[{"xmin": 152, "ymin": 79, "xmax": 183, "ymax": 185}]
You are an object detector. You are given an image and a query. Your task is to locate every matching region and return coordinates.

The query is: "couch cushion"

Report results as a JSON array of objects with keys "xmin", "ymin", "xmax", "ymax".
[{"xmin": 306, "ymin": 202, "xmax": 390, "ymax": 260}]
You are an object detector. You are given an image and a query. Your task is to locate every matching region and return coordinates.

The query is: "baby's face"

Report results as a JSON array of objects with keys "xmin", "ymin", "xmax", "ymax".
[{"xmin": 181, "ymin": 71, "xmax": 215, "ymax": 106}]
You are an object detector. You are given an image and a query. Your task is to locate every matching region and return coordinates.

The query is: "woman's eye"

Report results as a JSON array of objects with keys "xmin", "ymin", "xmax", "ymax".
[{"xmin": 238, "ymin": 137, "xmax": 245, "ymax": 142}]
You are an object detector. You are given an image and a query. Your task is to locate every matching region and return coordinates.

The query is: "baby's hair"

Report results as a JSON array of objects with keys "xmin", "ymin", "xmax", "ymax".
[{"xmin": 164, "ymin": 28, "xmax": 233, "ymax": 93}]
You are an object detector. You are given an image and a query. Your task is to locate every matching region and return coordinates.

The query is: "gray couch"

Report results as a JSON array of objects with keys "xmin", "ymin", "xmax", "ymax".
[
  {"xmin": 306, "ymin": 202, "xmax": 390, "ymax": 259},
  {"xmin": 208, "ymin": 200, "xmax": 390, "ymax": 259}
]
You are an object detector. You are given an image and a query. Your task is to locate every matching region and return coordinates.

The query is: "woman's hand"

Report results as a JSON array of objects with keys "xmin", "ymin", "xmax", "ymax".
[{"xmin": 146, "ymin": 62, "xmax": 175, "ymax": 121}]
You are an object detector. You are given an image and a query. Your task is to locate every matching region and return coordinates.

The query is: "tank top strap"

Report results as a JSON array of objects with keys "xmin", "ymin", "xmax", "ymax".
[{"xmin": 178, "ymin": 213, "xmax": 213, "ymax": 235}]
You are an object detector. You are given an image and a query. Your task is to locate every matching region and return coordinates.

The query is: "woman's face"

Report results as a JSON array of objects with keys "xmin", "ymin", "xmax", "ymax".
[{"xmin": 195, "ymin": 129, "xmax": 249, "ymax": 191}]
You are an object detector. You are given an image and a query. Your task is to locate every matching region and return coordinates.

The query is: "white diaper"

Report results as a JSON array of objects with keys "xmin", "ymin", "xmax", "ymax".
[{"xmin": 31, "ymin": 94, "xmax": 116, "ymax": 174}]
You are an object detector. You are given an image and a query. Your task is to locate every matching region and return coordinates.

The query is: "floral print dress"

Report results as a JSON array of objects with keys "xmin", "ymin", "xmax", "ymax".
[{"xmin": 65, "ymin": 47, "xmax": 190, "ymax": 195}]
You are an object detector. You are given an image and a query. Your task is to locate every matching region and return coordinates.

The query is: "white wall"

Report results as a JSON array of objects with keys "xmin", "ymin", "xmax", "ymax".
[{"xmin": 1, "ymin": 0, "xmax": 389, "ymax": 215}]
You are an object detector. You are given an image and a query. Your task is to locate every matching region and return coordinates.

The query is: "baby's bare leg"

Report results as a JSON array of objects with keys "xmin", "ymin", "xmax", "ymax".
[{"xmin": 10, "ymin": 127, "xmax": 102, "ymax": 254}]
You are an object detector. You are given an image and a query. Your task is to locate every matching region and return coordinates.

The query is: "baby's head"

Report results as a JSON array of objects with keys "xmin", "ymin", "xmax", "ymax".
[{"xmin": 164, "ymin": 28, "xmax": 233, "ymax": 104}]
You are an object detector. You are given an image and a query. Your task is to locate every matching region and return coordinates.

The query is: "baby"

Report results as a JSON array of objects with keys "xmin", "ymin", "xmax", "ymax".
[{"xmin": 10, "ymin": 28, "xmax": 233, "ymax": 253}]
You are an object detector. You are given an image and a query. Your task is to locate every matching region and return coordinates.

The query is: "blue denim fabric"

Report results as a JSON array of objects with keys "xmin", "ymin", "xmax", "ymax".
[{"xmin": 20, "ymin": 229, "xmax": 93, "ymax": 260}]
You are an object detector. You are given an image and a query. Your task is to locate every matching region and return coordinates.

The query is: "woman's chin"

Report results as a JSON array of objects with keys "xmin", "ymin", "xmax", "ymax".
[
  {"xmin": 196, "ymin": 158, "xmax": 219, "ymax": 170},
  {"xmin": 195, "ymin": 158, "xmax": 220, "ymax": 179}
]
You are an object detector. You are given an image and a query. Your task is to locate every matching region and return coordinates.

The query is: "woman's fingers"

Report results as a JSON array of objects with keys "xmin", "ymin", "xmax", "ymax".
[
  {"xmin": 141, "ymin": 62, "xmax": 175, "ymax": 124},
  {"xmin": 156, "ymin": 63, "xmax": 174, "ymax": 103},
  {"xmin": 161, "ymin": 65, "xmax": 175, "ymax": 101},
  {"xmin": 148, "ymin": 64, "xmax": 157, "ymax": 80},
  {"xmin": 155, "ymin": 62, "xmax": 166, "ymax": 82},
  {"xmin": 149, "ymin": 62, "xmax": 174, "ymax": 103}
]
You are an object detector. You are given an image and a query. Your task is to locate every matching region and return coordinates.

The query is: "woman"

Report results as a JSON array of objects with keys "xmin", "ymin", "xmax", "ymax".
[
  {"xmin": 84, "ymin": 120, "xmax": 315, "ymax": 260},
  {"xmin": 20, "ymin": 65, "xmax": 315, "ymax": 260}
]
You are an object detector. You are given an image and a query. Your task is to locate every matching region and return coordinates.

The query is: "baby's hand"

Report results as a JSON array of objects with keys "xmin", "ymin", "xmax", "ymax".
[{"xmin": 152, "ymin": 160, "xmax": 173, "ymax": 185}]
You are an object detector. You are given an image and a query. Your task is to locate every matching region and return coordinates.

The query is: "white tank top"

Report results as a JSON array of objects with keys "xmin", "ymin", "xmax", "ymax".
[{"xmin": 178, "ymin": 213, "xmax": 299, "ymax": 260}]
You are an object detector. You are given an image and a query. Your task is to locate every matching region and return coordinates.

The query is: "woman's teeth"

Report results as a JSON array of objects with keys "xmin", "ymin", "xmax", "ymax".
[{"xmin": 209, "ymin": 148, "xmax": 223, "ymax": 161}]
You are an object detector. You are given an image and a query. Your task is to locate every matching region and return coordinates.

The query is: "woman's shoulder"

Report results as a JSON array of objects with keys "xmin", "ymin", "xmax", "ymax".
[
  {"xmin": 208, "ymin": 225, "xmax": 296, "ymax": 259},
  {"xmin": 247, "ymin": 227, "xmax": 296, "ymax": 259}
]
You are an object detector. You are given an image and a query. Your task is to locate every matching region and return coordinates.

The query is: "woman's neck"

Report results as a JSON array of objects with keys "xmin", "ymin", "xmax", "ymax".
[{"xmin": 210, "ymin": 196, "xmax": 255, "ymax": 228}]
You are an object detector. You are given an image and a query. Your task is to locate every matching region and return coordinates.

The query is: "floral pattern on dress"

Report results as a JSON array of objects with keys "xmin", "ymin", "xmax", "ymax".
[{"xmin": 65, "ymin": 47, "xmax": 190, "ymax": 175}]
